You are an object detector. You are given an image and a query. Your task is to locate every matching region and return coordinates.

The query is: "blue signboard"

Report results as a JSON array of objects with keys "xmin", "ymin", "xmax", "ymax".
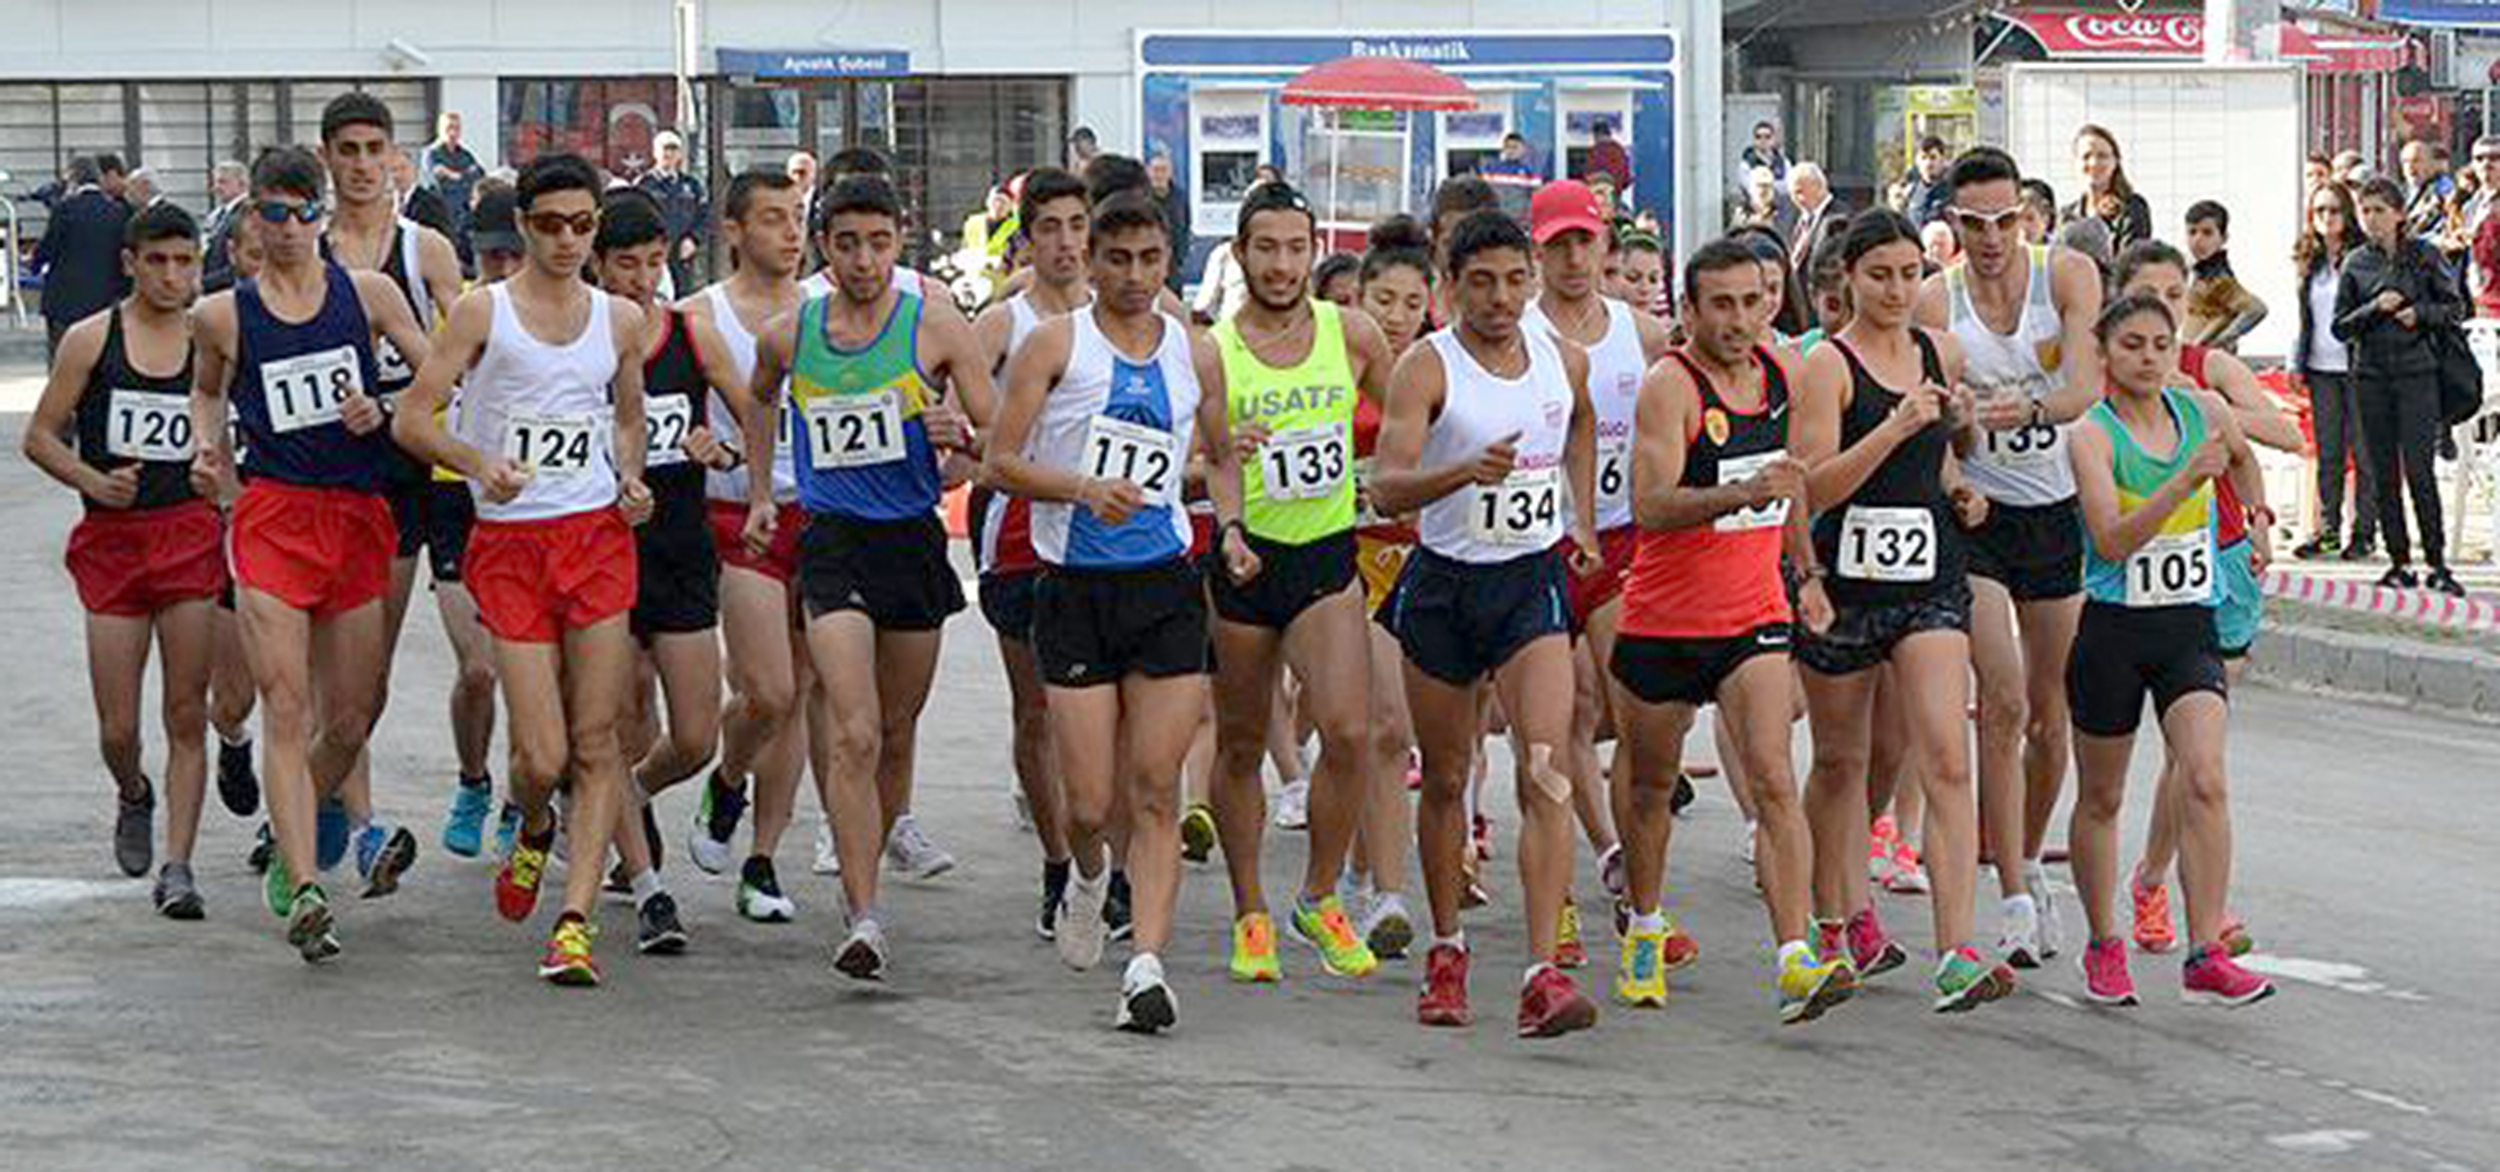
[
  {"xmin": 716, "ymin": 48, "xmax": 913, "ymax": 78},
  {"xmin": 2377, "ymin": 0, "xmax": 2500, "ymax": 26},
  {"xmin": 1140, "ymin": 32, "xmax": 1675, "ymax": 69}
]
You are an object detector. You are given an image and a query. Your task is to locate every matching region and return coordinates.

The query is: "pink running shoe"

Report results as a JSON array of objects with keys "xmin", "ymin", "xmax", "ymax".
[
  {"xmin": 2080, "ymin": 937, "xmax": 2138, "ymax": 1007},
  {"xmin": 2182, "ymin": 944, "xmax": 2276, "ymax": 1008},
  {"xmin": 1868, "ymin": 815, "xmax": 1901, "ymax": 883},
  {"xmin": 1846, "ymin": 905, "xmax": 1907, "ymax": 979}
]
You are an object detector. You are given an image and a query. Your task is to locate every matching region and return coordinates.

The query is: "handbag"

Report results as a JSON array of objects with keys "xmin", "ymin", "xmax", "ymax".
[{"xmin": 2428, "ymin": 321, "xmax": 2484, "ymax": 426}]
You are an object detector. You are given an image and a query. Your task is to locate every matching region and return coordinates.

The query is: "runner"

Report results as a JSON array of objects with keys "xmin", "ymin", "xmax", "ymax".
[
  {"xmin": 1200, "ymin": 181, "xmax": 1394, "ymax": 985},
  {"xmin": 679, "ymin": 168, "xmax": 813, "ymax": 926},
  {"xmin": 592, "ymin": 187, "xmax": 752, "ymax": 955},
  {"xmin": 983, "ymin": 190, "xmax": 1243, "ymax": 1032},
  {"xmin": 187, "ymin": 144, "xmax": 434, "ymax": 961},
  {"xmin": 1371, "ymin": 209, "xmax": 1605, "ymax": 1037},
  {"xmin": 394, "ymin": 152, "xmax": 652, "ymax": 986},
  {"xmin": 2062, "ymin": 291, "xmax": 2276, "ymax": 1009},
  {"xmin": 315, "ymin": 93, "xmax": 478, "ymax": 878},
  {"xmin": 1608, "ymin": 236, "xmax": 1855, "ymax": 1022},
  {"xmin": 25, "ymin": 203, "xmax": 220, "ymax": 916},
  {"xmin": 1791, "ymin": 209, "xmax": 2014, "ymax": 1013},
  {"xmin": 1516, "ymin": 179, "xmax": 1672, "ymax": 966},
  {"xmin": 969, "ymin": 166, "xmax": 1089, "ymax": 939},
  {"xmin": 742, "ymin": 173, "xmax": 993, "ymax": 981},
  {"xmin": 210, "ymin": 217, "xmax": 268, "ymax": 829}
]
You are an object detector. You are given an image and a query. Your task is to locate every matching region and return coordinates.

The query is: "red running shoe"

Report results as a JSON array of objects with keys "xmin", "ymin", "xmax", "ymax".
[
  {"xmin": 1418, "ymin": 942, "xmax": 1473, "ymax": 1027},
  {"xmin": 1847, "ymin": 905, "xmax": 1908, "ymax": 979},
  {"xmin": 1517, "ymin": 965, "xmax": 1599, "ymax": 1039}
]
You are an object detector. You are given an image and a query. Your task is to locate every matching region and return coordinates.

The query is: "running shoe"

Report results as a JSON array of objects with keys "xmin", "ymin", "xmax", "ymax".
[
  {"xmin": 1933, "ymin": 945, "xmax": 2017, "ymax": 1014},
  {"xmin": 263, "ymin": 849, "xmax": 295, "ymax": 918},
  {"xmin": 1036, "ymin": 862, "xmax": 1070, "ymax": 941},
  {"xmin": 1670, "ymin": 772, "xmax": 1696, "ymax": 815},
  {"xmin": 1179, "ymin": 803, "xmax": 1217, "ymax": 864},
  {"xmin": 287, "ymin": 883, "xmax": 339, "ymax": 963},
  {"xmin": 637, "ymin": 891, "xmax": 688, "ymax": 955},
  {"xmin": 884, "ymin": 813, "xmax": 956, "ymax": 879},
  {"xmin": 216, "ymin": 738, "xmax": 258, "ymax": 817},
  {"xmin": 1459, "ymin": 864, "xmax": 1493, "ymax": 910},
  {"xmin": 1056, "ymin": 855, "xmax": 1111, "ymax": 972},
  {"xmin": 1777, "ymin": 947, "xmax": 1857, "ymax": 1026},
  {"xmin": 1273, "ymin": 780, "xmax": 1311, "ymax": 830},
  {"xmin": 1657, "ymin": 921, "xmax": 1701, "ymax": 972},
  {"xmin": 737, "ymin": 856, "xmax": 796, "ymax": 923},
  {"xmin": 689, "ymin": 771, "xmax": 745, "ymax": 875},
  {"xmin": 2219, "ymin": 916, "xmax": 2256, "ymax": 958},
  {"xmin": 113, "ymin": 782, "xmax": 155, "ymax": 878},
  {"xmin": 1867, "ymin": 815, "xmax": 1902, "ymax": 883},
  {"xmin": 153, "ymin": 862, "xmax": 203, "ymax": 921},
  {"xmin": 2379, "ymin": 565, "xmax": 2419, "ymax": 591},
  {"xmin": 1846, "ymin": 906, "xmax": 1908, "ymax": 980},
  {"xmin": 2341, "ymin": 536, "xmax": 2377, "ymax": 562},
  {"xmin": 537, "ymin": 916, "xmax": 600, "ymax": 987},
  {"xmin": 1229, "ymin": 911, "xmax": 1282, "ymax": 983},
  {"xmin": 1615, "ymin": 926, "xmax": 1670, "ymax": 1008},
  {"xmin": 314, "ymin": 799, "xmax": 349, "ymax": 873},
  {"xmin": 496, "ymin": 826, "xmax": 550, "ymax": 922},
  {"xmin": 1882, "ymin": 839, "xmax": 1930, "ymax": 895},
  {"xmin": 642, "ymin": 805, "xmax": 664, "ymax": 873},
  {"xmin": 1998, "ymin": 895, "xmax": 2045, "ymax": 969},
  {"xmin": 2080, "ymin": 937, "xmax": 2138, "ymax": 1007},
  {"xmin": 1117, "ymin": 953, "xmax": 1177, "ymax": 1035},
  {"xmin": 1360, "ymin": 892, "xmax": 1415, "ymax": 960},
  {"xmin": 1740, "ymin": 819, "xmax": 1759, "ymax": 867},
  {"xmin": 2026, "ymin": 859, "xmax": 2064, "ymax": 959},
  {"xmin": 2182, "ymin": 943, "xmax": 2276, "ymax": 1007},
  {"xmin": 1554, "ymin": 895, "xmax": 1588, "ymax": 969},
  {"xmin": 2426, "ymin": 566, "xmax": 2468, "ymax": 598},
  {"xmin": 812, "ymin": 819, "xmax": 842, "ymax": 877},
  {"xmin": 247, "ymin": 821, "xmax": 274, "ymax": 875},
  {"xmin": 1471, "ymin": 813, "xmax": 1495, "ymax": 862},
  {"xmin": 833, "ymin": 917, "xmax": 889, "ymax": 982},
  {"xmin": 2291, "ymin": 532, "xmax": 2340, "ymax": 560},
  {"xmin": 1518, "ymin": 965, "xmax": 1599, "ymax": 1038},
  {"xmin": 2131, "ymin": 878, "xmax": 2177, "ymax": 954},
  {"xmin": 1288, "ymin": 894, "xmax": 1379, "ymax": 978},
  {"xmin": 1105, "ymin": 871, "xmax": 1134, "ymax": 942},
  {"xmin": 491, "ymin": 802, "xmax": 522, "ymax": 862},
  {"xmin": 1417, "ymin": 943, "xmax": 1472, "ymax": 1027},
  {"xmin": 353, "ymin": 824, "xmax": 417, "ymax": 899},
  {"xmin": 441, "ymin": 779, "xmax": 493, "ymax": 858}
]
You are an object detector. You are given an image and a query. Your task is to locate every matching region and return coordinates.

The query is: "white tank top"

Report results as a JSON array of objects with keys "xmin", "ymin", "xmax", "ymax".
[
  {"xmin": 999, "ymin": 287, "xmax": 1094, "ymax": 377},
  {"xmin": 801, "ymin": 266, "xmax": 925, "ymax": 303},
  {"xmin": 698, "ymin": 282, "xmax": 798, "ymax": 505},
  {"xmin": 1028, "ymin": 307, "xmax": 1200, "ymax": 568},
  {"xmin": 1416, "ymin": 326, "xmax": 1576, "ymax": 564},
  {"xmin": 1523, "ymin": 297, "xmax": 1643, "ymax": 531},
  {"xmin": 460, "ymin": 284, "xmax": 620, "ymax": 522},
  {"xmin": 1948, "ymin": 245, "xmax": 2074, "ymax": 504}
]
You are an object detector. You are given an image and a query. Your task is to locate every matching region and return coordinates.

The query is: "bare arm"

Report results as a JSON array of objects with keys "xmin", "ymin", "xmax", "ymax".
[
  {"xmin": 685, "ymin": 310, "xmax": 756, "ymax": 435},
  {"xmin": 2037, "ymin": 249, "xmax": 2106, "ymax": 423},
  {"xmin": 354, "ymin": 270, "xmax": 434, "ymax": 378},
  {"xmin": 1629, "ymin": 307, "xmax": 1675, "ymax": 366},
  {"xmin": 2202, "ymin": 349, "xmax": 2302, "ymax": 453},
  {"xmin": 926, "ymin": 305, "xmax": 999, "ymax": 429},
  {"xmin": 1344, "ymin": 307, "xmax": 1395, "ymax": 411},
  {"xmin": 980, "ymin": 318, "xmax": 1090, "ymax": 504},
  {"xmin": 2068, "ymin": 414, "xmax": 2226, "ymax": 563},
  {"xmin": 390, "ymin": 289, "xmax": 493, "ymax": 476},
  {"xmin": 188, "ymin": 295, "xmax": 239, "ymax": 501},
  {"xmin": 1560, "ymin": 341, "xmax": 1599, "ymax": 545},
  {"xmin": 1792, "ymin": 342, "xmax": 1926, "ymax": 511},
  {"xmin": 971, "ymin": 301, "xmax": 1016, "ymax": 378},
  {"xmin": 413, "ymin": 227, "xmax": 463, "ymax": 329},
  {"xmin": 609, "ymin": 299, "xmax": 649, "ymax": 483},
  {"xmin": 743, "ymin": 308, "xmax": 797, "ymax": 513},
  {"xmin": 1193, "ymin": 332, "xmax": 1242, "ymax": 529}
]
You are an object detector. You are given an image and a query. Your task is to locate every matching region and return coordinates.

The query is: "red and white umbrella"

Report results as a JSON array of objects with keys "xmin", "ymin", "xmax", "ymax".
[{"xmin": 1279, "ymin": 57, "xmax": 1476, "ymax": 227}]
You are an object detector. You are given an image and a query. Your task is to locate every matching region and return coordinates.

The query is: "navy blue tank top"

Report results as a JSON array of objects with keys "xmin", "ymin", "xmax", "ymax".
[{"xmin": 229, "ymin": 262, "xmax": 392, "ymax": 492}]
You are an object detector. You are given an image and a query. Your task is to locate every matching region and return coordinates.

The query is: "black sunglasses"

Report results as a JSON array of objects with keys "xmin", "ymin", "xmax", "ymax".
[{"xmin": 253, "ymin": 199, "xmax": 324, "ymax": 225}]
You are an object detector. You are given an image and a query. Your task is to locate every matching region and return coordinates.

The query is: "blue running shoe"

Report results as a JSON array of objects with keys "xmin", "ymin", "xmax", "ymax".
[
  {"xmin": 491, "ymin": 802, "xmax": 523, "ymax": 862},
  {"xmin": 353, "ymin": 823, "xmax": 418, "ymax": 898},
  {"xmin": 315, "ymin": 800, "xmax": 350, "ymax": 872},
  {"xmin": 442, "ymin": 780, "xmax": 493, "ymax": 858}
]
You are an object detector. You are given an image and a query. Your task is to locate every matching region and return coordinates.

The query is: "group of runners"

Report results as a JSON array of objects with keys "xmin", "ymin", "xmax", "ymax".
[{"xmin": 28, "ymin": 95, "xmax": 2282, "ymax": 1037}]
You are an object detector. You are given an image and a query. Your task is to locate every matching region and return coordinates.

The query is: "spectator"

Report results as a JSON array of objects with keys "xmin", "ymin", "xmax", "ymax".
[
  {"xmin": 2305, "ymin": 152, "xmax": 2335, "ymax": 196},
  {"xmin": 200, "ymin": 160, "xmax": 249, "ymax": 293},
  {"xmin": 787, "ymin": 150, "xmax": 819, "ymax": 225},
  {"xmin": 1785, "ymin": 161, "xmax": 1844, "ymax": 269},
  {"xmin": 1612, "ymin": 225, "xmax": 1669, "ymax": 321},
  {"xmin": 2465, "ymin": 134, "xmax": 2500, "ymax": 316},
  {"xmin": 420, "ymin": 111, "xmax": 484, "ymax": 239},
  {"xmin": 2335, "ymin": 176, "xmax": 2468, "ymax": 595},
  {"xmin": 392, "ymin": 151, "xmax": 457, "ymax": 244},
  {"xmin": 1146, "ymin": 150, "xmax": 1193, "ymax": 293},
  {"xmin": 1730, "ymin": 224, "xmax": 1810, "ymax": 339},
  {"xmin": 1740, "ymin": 120, "xmax": 1791, "ymax": 182},
  {"xmin": 1480, "ymin": 132, "xmax": 1541, "ymax": 191},
  {"xmin": 94, "ymin": 153, "xmax": 128, "ymax": 203},
  {"xmin": 1920, "ymin": 218, "xmax": 1959, "ymax": 272},
  {"xmin": 1734, "ymin": 165, "xmax": 1797, "ymax": 241},
  {"xmin": 2182, "ymin": 199, "xmax": 2267, "ymax": 352},
  {"xmin": 1314, "ymin": 252, "xmax": 1361, "ymax": 306},
  {"xmin": 1066, "ymin": 126, "xmax": 1100, "ymax": 172},
  {"xmin": 2399, "ymin": 138, "xmax": 2454, "ymax": 239},
  {"xmin": 637, "ymin": 129, "xmax": 707, "ymax": 293},
  {"xmin": 1582, "ymin": 118, "xmax": 1631, "ymax": 193},
  {"xmin": 2017, "ymin": 177, "xmax": 2058, "ymax": 245},
  {"xmin": 2334, "ymin": 148, "xmax": 2370, "ymax": 187},
  {"xmin": 122, "ymin": 167, "xmax": 165, "ymax": 211},
  {"xmin": 31, "ymin": 159, "xmax": 130, "ymax": 356},
  {"xmin": 467, "ymin": 179, "xmax": 527, "ymax": 284},
  {"xmin": 2291, "ymin": 179, "xmax": 2378, "ymax": 561},
  {"xmin": 30, "ymin": 157, "xmax": 84, "ymax": 211},
  {"xmin": 2055, "ymin": 215, "xmax": 2115, "ymax": 291},
  {"xmin": 2065, "ymin": 124, "xmax": 2149, "ymax": 250},
  {"xmin": 1898, "ymin": 135, "xmax": 1953, "ymax": 228}
]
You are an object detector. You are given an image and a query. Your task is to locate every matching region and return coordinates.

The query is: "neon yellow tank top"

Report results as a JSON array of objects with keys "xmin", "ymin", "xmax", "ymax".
[{"xmin": 1216, "ymin": 300, "xmax": 1357, "ymax": 543}]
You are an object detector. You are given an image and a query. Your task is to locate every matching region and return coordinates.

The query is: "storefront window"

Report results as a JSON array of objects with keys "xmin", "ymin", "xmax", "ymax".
[
  {"xmin": 723, "ymin": 85, "xmax": 802, "ymax": 176},
  {"xmin": 890, "ymin": 77, "xmax": 1066, "ymax": 261},
  {"xmin": 502, "ymin": 78, "xmax": 677, "ymax": 179},
  {"xmin": 1308, "ymin": 109, "xmax": 1406, "ymax": 228}
]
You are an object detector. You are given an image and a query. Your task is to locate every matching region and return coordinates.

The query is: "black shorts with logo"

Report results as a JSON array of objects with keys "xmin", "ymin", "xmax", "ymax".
[
  {"xmin": 978, "ymin": 571, "xmax": 1038, "ymax": 643},
  {"xmin": 796, "ymin": 511, "xmax": 966, "ymax": 631},
  {"xmin": 1967, "ymin": 497, "xmax": 2085, "ymax": 602},
  {"xmin": 1612, "ymin": 623, "xmax": 1796, "ymax": 708},
  {"xmin": 1034, "ymin": 558, "xmax": 1209, "ymax": 687},
  {"xmin": 390, "ymin": 480, "xmax": 477, "ymax": 584},
  {"xmin": 1209, "ymin": 529, "xmax": 1358, "ymax": 630},
  {"xmin": 632, "ymin": 488, "xmax": 720, "ymax": 638},
  {"xmin": 1379, "ymin": 546, "xmax": 1569, "ymax": 687},
  {"xmin": 2066, "ymin": 601, "xmax": 2227, "ymax": 737},
  {"xmin": 1796, "ymin": 579, "xmax": 1973, "ymax": 677}
]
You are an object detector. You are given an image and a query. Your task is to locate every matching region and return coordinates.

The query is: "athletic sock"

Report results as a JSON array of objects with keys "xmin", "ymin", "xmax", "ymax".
[
  {"xmin": 459, "ymin": 772, "xmax": 491, "ymax": 791},
  {"xmin": 1779, "ymin": 939, "xmax": 1814, "ymax": 969},
  {"xmin": 1434, "ymin": 931, "xmax": 1467, "ymax": 953},
  {"xmin": 2004, "ymin": 892, "xmax": 2037, "ymax": 915},
  {"xmin": 1630, "ymin": 910, "xmax": 1667, "ymax": 935},
  {"xmin": 630, "ymin": 869, "xmax": 664, "ymax": 906},
  {"xmin": 1042, "ymin": 857, "xmax": 1071, "ymax": 885},
  {"xmin": 1523, "ymin": 961, "xmax": 1555, "ymax": 985}
]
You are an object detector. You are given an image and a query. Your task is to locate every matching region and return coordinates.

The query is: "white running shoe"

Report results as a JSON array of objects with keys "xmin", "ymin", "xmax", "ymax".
[
  {"xmin": 1740, "ymin": 820, "xmax": 1760, "ymax": 866},
  {"xmin": 1273, "ymin": 780, "xmax": 1311, "ymax": 830},
  {"xmin": 1056, "ymin": 850, "xmax": 1111, "ymax": 972},
  {"xmin": 1116, "ymin": 952, "xmax": 1177, "ymax": 1034},
  {"xmin": 1997, "ymin": 893, "xmax": 2044, "ymax": 969},
  {"xmin": 812, "ymin": 820, "xmax": 841, "ymax": 877},
  {"xmin": 2026, "ymin": 860, "xmax": 2064, "ymax": 960},
  {"xmin": 884, "ymin": 813, "xmax": 957, "ymax": 879},
  {"xmin": 833, "ymin": 917, "xmax": 888, "ymax": 982},
  {"xmin": 1358, "ymin": 891, "xmax": 1415, "ymax": 959}
]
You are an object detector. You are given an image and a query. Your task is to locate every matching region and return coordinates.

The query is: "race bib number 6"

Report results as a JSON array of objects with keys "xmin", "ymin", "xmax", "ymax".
[
  {"xmin": 1258, "ymin": 422, "xmax": 1348, "ymax": 502},
  {"xmin": 2125, "ymin": 531, "xmax": 2213, "ymax": 607},
  {"xmin": 1084, "ymin": 415, "xmax": 1180, "ymax": 501},
  {"xmin": 503, "ymin": 414, "xmax": 600, "ymax": 480},
  {"xmin": 1836, "ymin": 505, "xmax": 1936, "ymax": 582},
  {"xmin": 261, "ymin": 346, "xmax": 362, "ymax": 434},
  {"xmin": 1596, "ymin": 433, "xmax": 1632, "ymax": 509},
  {"xmin": 107, "ymin": 389, "xmax": 195, "ymax": 462},
  {"xmin": 1470, "ymin": 465, "xmax": 1563, "ymax": 548},
  {"xmin": 803, "ymin": 391, "xmax": 906, "ymax": 470}
]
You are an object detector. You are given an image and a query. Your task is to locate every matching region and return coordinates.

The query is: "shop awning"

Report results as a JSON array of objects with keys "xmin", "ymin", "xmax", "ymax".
[
  {"xmin": 1279, "ymin": 56, "xmax": 1476, "ymax": 111},
  {"xmin": 2003, "ymin": 10, "xmax": 2414, "ymax": 71},
  {"xmin": 2375, "ymin": 0, "xmax": 2500, "ymax": 29}
]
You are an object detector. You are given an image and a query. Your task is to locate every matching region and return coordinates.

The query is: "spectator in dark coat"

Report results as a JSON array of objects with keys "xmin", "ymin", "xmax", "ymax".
[
  {"xmin": 1147, "ymin": 151, "xmax": 1193, "ymax": 293},
  {"xmin": 637, "ymin": 130, "xmax": 709, "ymax": 293},
  {"xmin": 32, "ymin": 167, "xmax": 132, "ymax": 357},
  {"xmin": 199, "ymin": 160, "xmax": 249, "ymax": 293}
]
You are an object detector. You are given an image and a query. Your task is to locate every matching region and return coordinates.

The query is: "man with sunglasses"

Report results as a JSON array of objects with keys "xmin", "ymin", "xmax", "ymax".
[
  {"xmin": 394, "ymin": 153, "xmax": 652, "ymax": 986},
  {"xmin": 187, "ymin": 145, "xmax": 435, "ymax": 962},
  {"xmin": 315, "ymin": 93, "xmax": 491, "ymax": 882},
  {"xmin": 1916, "ymin": 146, "xmax": 2105, "ymax": 971}
]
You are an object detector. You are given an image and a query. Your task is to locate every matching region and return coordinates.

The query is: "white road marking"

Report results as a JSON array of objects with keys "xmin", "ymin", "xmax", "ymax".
[
  {"xmin": 2240, "ymin": 955, "xmax": 2433, "ymax": 1003},
  {"xmin": 2266, "ymin": 1129, "xmax": 2372, "ymax": 1155},
  {"xmin": 0, "ymin": 877, "xmax": 137, "ymax": 909}
]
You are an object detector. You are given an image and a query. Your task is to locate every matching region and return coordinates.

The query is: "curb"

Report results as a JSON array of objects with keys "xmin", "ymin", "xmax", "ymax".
[{"xmin": 2246, "ymin": 620, "xmax": 2500, "ymax": 724}]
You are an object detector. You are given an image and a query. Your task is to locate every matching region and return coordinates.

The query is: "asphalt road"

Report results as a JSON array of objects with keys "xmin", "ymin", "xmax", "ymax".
[{"xmin": 0, "ymin": 409, "xmax": 2493, "ymax": 1172}]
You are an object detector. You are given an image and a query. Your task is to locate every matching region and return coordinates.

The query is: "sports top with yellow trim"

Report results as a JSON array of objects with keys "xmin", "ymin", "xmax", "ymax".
[
  {"xmin": 2081, "ymin": 385, "xmax": 2219, "ymax": 610},
  {"xmin": 787, "ymin": 287, "xmax": 944, "ymax": 521}
]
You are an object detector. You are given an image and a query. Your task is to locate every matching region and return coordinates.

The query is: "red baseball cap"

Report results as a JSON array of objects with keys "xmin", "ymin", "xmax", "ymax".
[{"xmin": 1530, "ymin": 180, "xmax": 1609, "ymax": 245}]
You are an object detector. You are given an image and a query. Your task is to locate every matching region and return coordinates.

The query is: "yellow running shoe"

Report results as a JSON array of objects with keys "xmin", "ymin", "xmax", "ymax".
[
  {"xmin": 1288, "ymin": 894, "xmax": 1380, "ymax": 978},
  {"xmin": 1778, "ymin": 945, "xmax": 1857, "ymax": 1025},
  {"xmin": 1180, "ymin": 803, "xmax": 1217, "ymax": 865},
  {"xmin": 1556, "ymin": 895, "xmax": 1588, "ymax": 969},
  {"xmin": 1615, "ymin": 926, "xmax": 1669, "ymax": 1007},
  {"xmin": 1230, "ymin": 911, "xmax": 1282, "ymax": 983},
  {"xmin": 537, "ymin": 916, "xmax": 602, "ymax": 987}
]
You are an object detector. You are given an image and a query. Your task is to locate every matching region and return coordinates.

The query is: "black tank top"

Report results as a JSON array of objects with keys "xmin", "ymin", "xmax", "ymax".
[
  {"xmin": 640, "ymin": 307, "xmax": 714, "ymax": 542},
  {"xmin": 1670, "ymin": 344, "xmax": 1790, "ymax": 489},
  {"xmin": 324, "ymin": 224, "xmax": 430, "ymax": 486},
  {"xmin": 1812, "ymin": 330, "xmax": 1966, "ymax": 606},
  {"xmin": 74, "ymin": 306, "xmax": 199, "ymax": 513}
]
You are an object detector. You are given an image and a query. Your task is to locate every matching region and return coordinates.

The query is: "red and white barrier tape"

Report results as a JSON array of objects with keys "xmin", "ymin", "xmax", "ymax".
[{"xmin": 2261, "ymin": 569, "xmax": 2500, "ymax": 635}]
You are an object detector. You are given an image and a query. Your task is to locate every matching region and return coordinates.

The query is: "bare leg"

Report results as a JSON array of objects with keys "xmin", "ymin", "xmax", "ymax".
[{"xmin": 152, "ymin": 601, "xmax": 215, "ymax": 865}]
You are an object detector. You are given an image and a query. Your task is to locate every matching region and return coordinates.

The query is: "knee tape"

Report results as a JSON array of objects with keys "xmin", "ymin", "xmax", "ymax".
[{"xmin": 1525, "ymin": 742, "xmax": 1572, "ymax": 805}]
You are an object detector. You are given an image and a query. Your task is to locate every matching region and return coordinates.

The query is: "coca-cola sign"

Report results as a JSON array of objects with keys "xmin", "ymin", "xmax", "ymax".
[{"xmin": 2013, "ymin": 11, "xmax": 2204, "ymax": 57}]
